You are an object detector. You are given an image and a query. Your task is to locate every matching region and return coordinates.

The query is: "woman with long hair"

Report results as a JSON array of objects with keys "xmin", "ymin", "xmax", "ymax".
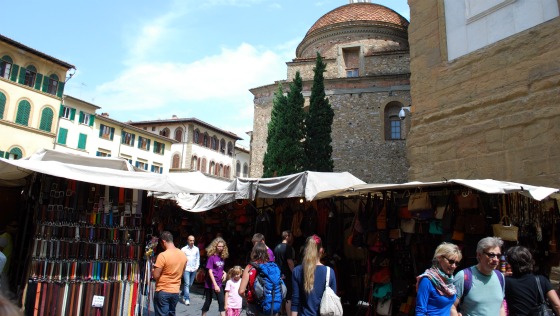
[
  {"xmin": 291, "ymin": 235, "xmax": 336, "ymax": 316},
  {"xmin": 239, "ymin": 242, "xmax": 272, "ymax": 316},
  {"xmin": 416, "ymin": 242, "xmax": 462, "ymax": 315},
  {"xmin": 201, "ymin": 237, "xmax": 229, "ymax": 316},
  {"xmin": 504, "ymin": 246, "xmax": 560, "ymax": 315}
]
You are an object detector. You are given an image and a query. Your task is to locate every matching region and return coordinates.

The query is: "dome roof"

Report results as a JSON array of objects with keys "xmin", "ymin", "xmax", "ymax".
[{"xmin": 306, "ymin": 2, "xmax": 409, "ymax": 36}]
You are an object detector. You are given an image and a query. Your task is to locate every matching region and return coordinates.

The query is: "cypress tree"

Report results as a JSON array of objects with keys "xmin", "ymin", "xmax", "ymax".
[
  {"xmin": 262, "ymin": 84, "xmax": 286, "ymax": 177},
  {"xmin": 305, "ymin": 52, "xmax": 334, "ymax": 171}
]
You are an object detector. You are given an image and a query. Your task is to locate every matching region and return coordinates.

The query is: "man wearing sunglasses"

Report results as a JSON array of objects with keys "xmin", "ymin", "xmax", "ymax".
[{"xmin": 451, "ymin": 237, "xmax": 506, "ymax": 316}]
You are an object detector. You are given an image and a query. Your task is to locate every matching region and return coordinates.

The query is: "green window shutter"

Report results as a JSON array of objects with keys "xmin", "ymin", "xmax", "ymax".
[
  {"xmin": 147, "ymin": 139, "xmax": 151, "ymax": 151},
  {"xmin": 57, "ymin": 128, "xmax": 68, "ymax": 145},
  {"xmin": 79, "ymin": 111, "xmax": 84, "ymax": 123},
  {"xmin": 109, "ymin": 127, "xmax": 114, "ymax": 140},
  {"xmin": 99, "ymin": 125, "xmax": 104, "ymax": 137},
  {"xmin": 0, "ymin": 92, "xmax": 6, "ymax": 119},
  {"xmin": 78, "ymin": 134, "xmax": 87, "ymax": 149},
  {"xmin": 89, "ymin": 115, "xmax": 95, "ymax": 127},
  {"xmin": 35, "ymin": 73, "xmax": 43, "ymax": 90},
  {"xmin": 121, "ymin": 130, "xmax": 125, "ymax": 143},
  {"xmin": 18, "ymin": 67, "xmax": 26, "ymax": 84},
  {"xmin": 70, "ymin": 108, "xmax": 76, "ymax": 121},
  {"xmin": 131, "ymin": 134, "xmax": 135, "ymax": 146},
  {"xmin": 9, "ymin": 64, "xmax": 19, "ymax": 82},
  {"xmin": 135, "ymin": 161, "xmax": 139, "ymax": 168},
  {"xmin": 144, "ymin": 164, "xmax": 148, "ymax": 171},
  {"xmin": 137, "ymin": 137, "xmax": 142, "ymax": 149},
  {"xmin": 151, "ymin": 165, "xmax": 154, "ymax": 172},
  {"xmin": 56, "ymin": 81, "xmax": 65, "ymax": 98},
  {"xmin": 42, "ymin": 74, "xmax": 50, "ymax": 92},
  {"xmin": 9, "ymin": 148, "xmax": 22, "ymax": 159},
  {"xmin": 59, "ymin": 104, "xmax": 64, "ymax": 117},
  {"xmin": 162, "ymin": 143, "xmax": 165, "ymax": 153},
  {"xmin": 0, "ymin": 151, "xmax": 4, "ymax": 158},
  {"xmin": 160, "ymin": 168, "xmax": 162, "ymax": 174},
  {"xmin": 16, "ymin": 100, "xmax": 31, "ymax": 126},
  {"xmin": 39, "ymin": 108, "xmax": 54, "ymax": 132}
]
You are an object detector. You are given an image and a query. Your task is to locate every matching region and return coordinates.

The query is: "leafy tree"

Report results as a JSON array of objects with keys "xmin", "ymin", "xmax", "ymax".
[{"xmin": 304, "ymin": 52, "xmax": 334, "ymax": 171}]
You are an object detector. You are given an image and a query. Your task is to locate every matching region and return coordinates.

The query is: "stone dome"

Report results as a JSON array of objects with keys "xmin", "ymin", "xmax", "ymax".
[{"xmin": 306, "ymin": 2, "xmax": 409, "ymax": 36}]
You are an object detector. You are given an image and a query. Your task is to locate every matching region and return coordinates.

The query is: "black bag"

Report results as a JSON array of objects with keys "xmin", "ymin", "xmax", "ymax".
[{"xmin": 536, "ymin": 276, "xmax": 555, "ymax": 316}]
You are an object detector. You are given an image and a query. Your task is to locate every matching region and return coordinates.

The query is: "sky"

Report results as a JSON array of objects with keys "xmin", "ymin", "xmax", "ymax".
[{"xmin": 2, "ymin": 0, "xmax": 409, "ymax": 147}]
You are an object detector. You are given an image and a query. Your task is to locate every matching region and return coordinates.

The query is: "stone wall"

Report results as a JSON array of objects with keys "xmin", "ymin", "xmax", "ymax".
[{"xmin": 407, "ymin": 0, "xmax": 560, "ymax": 187}]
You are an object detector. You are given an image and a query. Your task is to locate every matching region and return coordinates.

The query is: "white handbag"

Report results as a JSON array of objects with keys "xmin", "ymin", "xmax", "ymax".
[
  {"xmin": 376, "ymin": 298, "xmax": 392, "ymax": 315},
  {"xmin": 320, "ymin": 267, "xmax": 343, "ymax": 316}
]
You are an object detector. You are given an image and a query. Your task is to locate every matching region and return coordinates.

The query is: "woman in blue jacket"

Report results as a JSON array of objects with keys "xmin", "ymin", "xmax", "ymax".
[{"xmin": 416, "ymin": 242, "xmax": 462, "ymax": 315}]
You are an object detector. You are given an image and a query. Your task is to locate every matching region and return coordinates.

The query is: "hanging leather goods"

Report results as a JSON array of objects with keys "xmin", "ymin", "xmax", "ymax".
[
  {"xmin": 492, "ymin": 216, "xmax": 519, "ymax": 241},
  {"xmin": 456, "ymin": 189, "xmax": 479, "ymax": 211},
  {"xmin": 377, "ymin": 194, "xmax": 388, "ymax": 230},
  {"xmin": 408, "ymin": 191, "xmax": 432, "ymax": 212}
]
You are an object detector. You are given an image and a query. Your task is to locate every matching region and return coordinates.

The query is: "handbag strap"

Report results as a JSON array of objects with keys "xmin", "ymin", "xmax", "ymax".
[
  {"xmin": 325, "ymin": 266, "xmax": 330, "ymax": 289},
  {"xmin": 536, "ymin": 275, "xmax": 546, "ymax": 305}
]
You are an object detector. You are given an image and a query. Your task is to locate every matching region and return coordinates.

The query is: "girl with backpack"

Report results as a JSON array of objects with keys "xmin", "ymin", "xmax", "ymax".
[
  {"xmin": 239, "ymin": 242, "xmax": 279, "ymax": 316},
  {"xmin": 291, "ymin": 235, "xmax": 337, "ymax": 316},
  {"xmin": 201, "ymin": 237, "xmax": 229, "ymax": 316}
]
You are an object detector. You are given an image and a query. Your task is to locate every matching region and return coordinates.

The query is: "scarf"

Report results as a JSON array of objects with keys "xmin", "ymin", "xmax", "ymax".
[{"xmin": 417, "ymin": 266, "xmax": 456, "ymax": 297}]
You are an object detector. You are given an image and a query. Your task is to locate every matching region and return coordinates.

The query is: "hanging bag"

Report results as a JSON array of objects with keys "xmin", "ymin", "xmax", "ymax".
[
  {"xmin": 492, "ymin": 216, "xmax": 519, "ymax": 241},
  {"xmin": 377, "ymin": 196, "xmax": 387, "ymax": 230},
  {"xmin": 535, "ymin": 276, "xmax": 554, "ymax": 316},
  {"xmin": 456, "ymin": 190, "xmax": 479, "ymax": 211},
  {"xmin": 319, "ymin": 267, "xmax": 343, "ymax": 316},
  {"xmin": 376, "ymin": 298, "xmax": 392, "ymax": 316},
  {"xmin": 408, "ymin": 191, "xmax": 432, "ymax": 212}
]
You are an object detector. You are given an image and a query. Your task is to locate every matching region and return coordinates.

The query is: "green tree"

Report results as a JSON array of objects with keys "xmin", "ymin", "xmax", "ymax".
[
  {"xmin": 262, "ymin": 72, "xmax": 306, "ymax": 177},
  {"xmin": 305, "ymin": 52, "xmax": 334, "ymax": 171}
]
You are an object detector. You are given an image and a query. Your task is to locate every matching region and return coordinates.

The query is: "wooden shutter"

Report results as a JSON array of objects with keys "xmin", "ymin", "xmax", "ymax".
[
  {"xmin": 39, "ymin": 108, "xmax": 53, "ymax": 132},
  {"xmin": 56, "ymin": 82, "xmax": 65, "ymax": 98},
  {"xmin": 146, "ymin": 139, "xmax": 151, "ymax": 151},
  {"xmin": 42, "ymin": 75, "xmax": 49, "ymax": 92},
  {"xmin": 34, "ymin": 73, "xmax": 43, "ymax": 90},
  {"xmin": 9, "ymin": 64, "xmax": 19, "ymax": 82},
  {"xmin": 58, "ymin": 128, "xmax": 68, "ymax": 145},
  {"xmin": 18, "ymin": 67, "xmax": 26, "ymax": 84},
  {"xmin": 79, "ymin": 111, "xmax": 84, "ymax": 123},
  {"xmin": 99, "ymin": 125, "xmax": 104, "ymax": 137},
  {"xmin": 78, "ymin": 134, "xmax": 87, "ymax": 149},
  {"xmin": 89, "ymin": 115, "xmax": 95, "ymax": 127},
  {"xmin": 161, "ymin": 143, "xmax": 165, "ymax": 154},
  {"xmin": 131, "ymin": 134, "xmax": 135, "ymax": 146},
  {"xmin": 0, "ymin": 151, "xmax": 4, "ymax": 158},
  {"xmin": 59, "ymin": 104, "xmax": 64, "ymax": 117},
  {"xmin": 151, "ymin": 165, "xmax": 155, "ymax": 172},
  {"xmin": 109, "ymin": 127, "xmax": 114, "ymax": 140},
  {"xmin": 0, "ymin": 92, "xmax": 5, "ymax": 119},
  {"xmin": 70, "ymin": 108, "xmax": 76, "ymax": 121}
]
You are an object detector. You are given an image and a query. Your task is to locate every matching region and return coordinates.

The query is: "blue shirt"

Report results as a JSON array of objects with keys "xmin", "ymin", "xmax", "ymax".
[
  {"xmin": 415, "ymin": 277, "xmax": 456, "ymax": 315},
  {"xmin": 453, "ymin": 266, "xmax": 504, "ymax": 315},
  {"xmin": 291, "ymin": 265, "xmax": 336, "ymax": 316}
]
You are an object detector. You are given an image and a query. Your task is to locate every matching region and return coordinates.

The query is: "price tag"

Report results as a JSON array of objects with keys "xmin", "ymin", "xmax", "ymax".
[{"xmin": 92, "ymin": 295, "xmax": 105, "ymax": 308}]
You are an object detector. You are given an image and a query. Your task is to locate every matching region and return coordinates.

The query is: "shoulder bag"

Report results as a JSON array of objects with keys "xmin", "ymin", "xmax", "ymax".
[
  {"xmin": 536, "ymin": 275, "xmax": 555, "ymax": 316},
  {"xmin": 320, "ymin": 267, "xmax": 343, "ymax": 316}
]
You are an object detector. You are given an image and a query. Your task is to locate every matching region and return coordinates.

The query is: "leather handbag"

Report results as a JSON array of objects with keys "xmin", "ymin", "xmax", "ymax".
[
  {"xmin": 492, "ymin": 216, "xmax": 519, "ymax": 241},
  {"xmin": 429, "ymin": 220, "xmax": 443, "ymax": 235},
  {"xmin": 376, "ymin": 299, "xmax": 392, "ymax": 316},
  {"xmin": 456, "ymin": 192, "xmax": 479, "ymax": 210},
  {"xmin": 400, "ymin": 218, "xmax": 415, "ymax": 234},
  {"xmin": 372, "ymin": 283, "xmax": 392, "ymax": 299},
  {"xmin": 408, "ymin": 192, "xmax": 432, "ymax": 212},
  {"xmin": 536, "ymin": 276, "xmax": 554, "ymax": 316},
  {"xmin": 452, "ymin": 230, "xmax": 465, "ymax": 242}
]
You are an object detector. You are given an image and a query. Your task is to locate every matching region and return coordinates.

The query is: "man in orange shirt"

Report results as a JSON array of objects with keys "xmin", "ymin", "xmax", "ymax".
[{"xmin": 153, "ymin": 231, "xmax": 188, "ymax": 316}]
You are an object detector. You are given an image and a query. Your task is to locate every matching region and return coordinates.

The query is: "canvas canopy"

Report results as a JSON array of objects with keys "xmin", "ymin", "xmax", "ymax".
[
  {"xmin": 176, "ymin": 171, "xmax": 366, "ymax": 212},
  {"xmin": 0, "ymin": 149, "xmax": 234, "ymax": 194},
  {"xmin": 338, "ymin": 179, "xmax": 559, "ymax": 201}
]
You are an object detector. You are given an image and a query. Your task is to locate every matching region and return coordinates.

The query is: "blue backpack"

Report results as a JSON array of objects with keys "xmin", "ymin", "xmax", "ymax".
[
  {"xmin": 460, "ymin": 267, "xmax": 504, "ymax": 306},
  {"xmin": 251, "ymin": 262, "xmax": 287, "ymax": 315}
]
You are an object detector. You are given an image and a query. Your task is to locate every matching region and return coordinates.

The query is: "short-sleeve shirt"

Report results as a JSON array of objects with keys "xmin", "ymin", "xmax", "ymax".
[
  {"xmin": 267, "ymin": 248, "xmax": 275, "ymax": 262},
  {"xmin": 154, "ymin": 248, "xmax": 188, "ymax": 293},
  {"xmin": 274, "ymin": 243, "xmax": 295, "ymax": 276},
  {"xmin": 453, "ymin": 266, "xmax": 504, "ymax": 316},
  {"xmin": 225, "ymin": 279, "xmax": 243, "ymax": 309},
  {"xmin": 505, "ymin": 273, "xmax": 553, "ymax": 316},
  {"xmin": 205, "ymin": 254, "xmax": 225, "ymax": 289}
]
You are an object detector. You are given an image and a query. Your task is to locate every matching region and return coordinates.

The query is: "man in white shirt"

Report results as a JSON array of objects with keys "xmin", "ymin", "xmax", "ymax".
[{"xmin": 180, "ymin": 235, "xmax": 200, "ymax": 305}]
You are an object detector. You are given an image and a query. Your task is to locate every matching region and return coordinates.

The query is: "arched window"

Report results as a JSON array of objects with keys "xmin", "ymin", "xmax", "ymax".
[
  {"xmin": 209, "ymin": 161, "xmax": 215, "ymax": 175},
  {"xmin": 384, "ymin": 102, "xmax": 404, "ymax": 140},
  {"xmin": 220, "ymin": 139, "xmax": 226, "ymax": 154},
  {"xmin": 46, "ymin": 74, "xmax": 59, "ymax": 95},
  {"xmin": 160, "ymin": 128, "xmax": 170, "ymax": 137},
  {"xmin": 191, "ymin": 156, "xmax": 198, "ymax": 171},
  {"xmin": 243, "ymin": 163, "xmax": 249, "ymax": 177},
  {"xmin": 217, "ymin": 164, "xmax": 223, "ymax": 177},
  {"xmin": 0, "ymin": 92, "xmax": 6, "ymax": 119},
  {"xmin": 203, "ymin": 133, "xmax": 209, "ymax": 147},
  {"xmin": 224, "ymin": 165, "xmax": 230, "ymax": 178},
  {"xmin": 172, "ymin": 154, "xmax": 180, "ymax": 169},
  {"xmin": 0, "ymin": 56, "xmax": 13, "ymax": 79},
  {"xmin": 15, "ymin": 100, "xmax": 31, "ymax": 126},
  {"xmin": 9, "ymin": 147, "xmax": 23, "ymax": 160},
  {"xmin": 23, "ymin": 65, "xmax": 37, "ymax": 88},
  {"xmin": 39, "ymin": 107, "xmax": 54, "ymax": 132},
  {"xmin": 174, "ymin": 128, "xmax": 183, "ymax": 142},
  {"xmin": 236, "ymin": 160, "xmax": 241, "ymax": 177},
  {"xmin": 210, "ymin": 136, "xmax": 217, "ymax": 150},
  {"xmin": 193, "ymin": 129, "xmax": 199, "ymax": 144},
  {"xmin": 200, "ymin": 158, "xmax": 207, "ymax": 173},
  {"xmin": 227, "ymin": 141, "xmax": 233, "ymax": 156}
]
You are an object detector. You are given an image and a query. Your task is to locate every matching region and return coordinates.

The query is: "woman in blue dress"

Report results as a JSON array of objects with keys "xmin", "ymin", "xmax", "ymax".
[{"xmin": 416, "ymin": 242, "xmax": 462, "ymax": 315}]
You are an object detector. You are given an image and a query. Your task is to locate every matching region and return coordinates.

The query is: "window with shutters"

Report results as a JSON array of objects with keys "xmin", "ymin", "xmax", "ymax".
[
  {"xmin": 96, "ymin": 151, "xmax": 110, "ymax": 157},
  {"xmin": 78, "ymin": 134, "xmax": 87, "ymax": 150},
  {"xmin": 236, "ymin": 160, "xmax": 241, "ymax": 177},
  {"xmin": 138, "ymin": 136, "xmax": 150, "ymax": 150},
  {"xmin": 203, "ymin": 133, "xmax": 209, "ymax": 147},
  {"xmin": 174, "ymin": 128, "xmax": 183, "ymax": 142},
  {"xmin": 46, "ymin": 74, "xmax": 59, "ymax": 95},
  {"xmin": 191, "ymin": 156, "xmax": 198, "ymax": 171},
  {"xmin": 57, "ymin": 128, "xmax": 68, "ymax": 145},
  {"xmin": 122, "ymin": 132, "xmax": 135, "ymax": 146},
  {"xmin": 227, "ymin": 142, "xmax": 233, "ymax": 156},
  {"xmin": 160, "ymin": 128, "xmax": 170, "ymax": 137},
  {"xmin": 200, "ymin": 158, "xmax": 207, "ymax": 173},
  {"xmin": 243, "ymin": 163, "xmax": 249, "ymax": 177},
  {"xmin": 220, "ymin": 139, "xmax": 226, "ymax": 154},
  {"xmin": 151, "ymin": 165, "xmax": 162, "ymax": 174},
  {"xmin": 172, "ymin": 154, "xmax": 180, "ymax": 169},
  {"xmin": 78, "ymin": 111, "xmax": 93, "ymax": 126},
  {"xmin": 136, "ymin": 161, "xmax": 148, "ymax": 170},
  {"xmin": 153, "ymin": 141, "xmax": 165, "ymax": 155},
  {"xmin": 99, "ymin": 124, "xmax": 114, "ymax": 140},
  {"xmin": 0, "ymin": 56, "xmax": 13, "ymax": 79},
  {"xmin": 39, "ymin": 107, "xmax": 54, "ymax": 132},
  {"xmin": 23, "ymin": 65, "xmax": 37, "ymax": 87},
  {"xmin": 193, "ymin": 129, "xmax": 199, "ymax": 144},
  {"xmin": 211, "ymin": 136, "xmax": 218, "ymax": 150},
  {"xmin": 15, "ymin": 100, "xmax": 31, "ymax": 126},
  {"xmin": 61, "ymin": 106, "xmax": 72, "ymax": 119},
  {"xmin": 0, "ymin": 92, "xmax": 6, "ymax": 119},
  {"xmin": 8, "ymin": 147, "xmax": 23, "ymax": 160}
]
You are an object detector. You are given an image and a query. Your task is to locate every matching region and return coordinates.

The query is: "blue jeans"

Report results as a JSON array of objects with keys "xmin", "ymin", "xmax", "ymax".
[
  {"xmin": 154, "ymin": 291, "xmax": 179, "ymax": 316},
  {"xmin": 182, "ymin": 270, "xmax": 196, "ymax": 300}
]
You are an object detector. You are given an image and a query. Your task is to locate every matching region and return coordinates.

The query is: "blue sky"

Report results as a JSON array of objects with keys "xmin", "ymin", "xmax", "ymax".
[{"xmin": 2, "ymin": 0, "xmax": 409, "ymax": 146}]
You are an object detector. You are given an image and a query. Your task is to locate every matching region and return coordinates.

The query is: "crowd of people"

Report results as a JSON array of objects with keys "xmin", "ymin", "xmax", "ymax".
[{"xmin": 152, "ymin": 228, "xmax": 560, "ymax": 316}]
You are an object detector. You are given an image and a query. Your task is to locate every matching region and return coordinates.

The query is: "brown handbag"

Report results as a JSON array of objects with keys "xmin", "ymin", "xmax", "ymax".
[
  {"xmin": 456, "ymin": 192, "xmax": 479, "ymax": 210},
  {"xmin": 408, "ymin": 192, "xmax": 432, "ymax": 212},
  {"xmin": 377, "ymin": 198, "xmax": 387, "ymax": 230}
]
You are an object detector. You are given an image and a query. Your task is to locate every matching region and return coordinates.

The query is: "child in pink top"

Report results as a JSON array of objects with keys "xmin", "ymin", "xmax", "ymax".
[{"xmin": 224, "ymin": 266, "xmax": 243, "ymax": 316}]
